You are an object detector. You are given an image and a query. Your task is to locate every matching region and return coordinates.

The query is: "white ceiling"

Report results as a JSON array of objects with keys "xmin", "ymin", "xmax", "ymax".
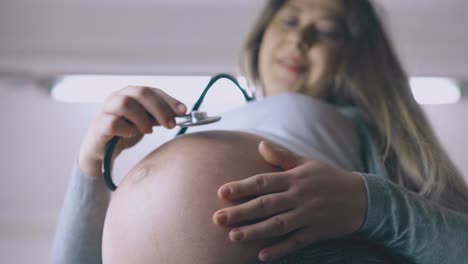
[{"xmin": 1, "ymin": 0, "xmax": 468, "ymax": 79}]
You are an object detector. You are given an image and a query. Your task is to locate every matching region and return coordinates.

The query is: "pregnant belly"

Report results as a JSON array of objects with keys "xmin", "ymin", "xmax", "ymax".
[{"xmin": 102, "ymin": 130, "xmax": 402, "ymax": 264}]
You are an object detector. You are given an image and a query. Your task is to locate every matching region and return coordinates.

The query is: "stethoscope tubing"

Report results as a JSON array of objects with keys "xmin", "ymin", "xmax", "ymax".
[{"xmin": 102, "ymin": 73, "xmax": 254, "ymax": 191}]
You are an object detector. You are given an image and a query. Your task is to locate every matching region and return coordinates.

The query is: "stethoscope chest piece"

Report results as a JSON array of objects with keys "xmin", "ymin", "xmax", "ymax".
[
  {"xmin": 176, "ymin": 111, "xmax": 221, "ymax": 127},
  {"xmin": 103, "ymin": 73, "xmax": 253, "ymax": 191}
]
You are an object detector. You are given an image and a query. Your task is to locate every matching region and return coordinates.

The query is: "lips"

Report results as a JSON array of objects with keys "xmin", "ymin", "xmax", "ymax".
[{"xmin": 276, "ymin": 57, "xmax": 308, "ymax": 74}]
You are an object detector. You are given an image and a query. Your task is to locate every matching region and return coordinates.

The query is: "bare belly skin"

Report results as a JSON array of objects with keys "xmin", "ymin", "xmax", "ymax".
[{"xmin": 102, "ymin": 130, "xmax": 282, "ymax": 264}]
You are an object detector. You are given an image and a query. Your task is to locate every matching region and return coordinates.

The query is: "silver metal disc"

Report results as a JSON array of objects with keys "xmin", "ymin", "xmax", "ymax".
[{"xmin": 176, "ymin": 116, "xmax": 221, "ymax": 127}]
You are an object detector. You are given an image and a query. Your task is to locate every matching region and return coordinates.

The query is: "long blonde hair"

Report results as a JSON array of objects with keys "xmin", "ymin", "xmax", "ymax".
[{"xmin": 240, "ymin": 0, "xmax": 468, "ymax": 214}]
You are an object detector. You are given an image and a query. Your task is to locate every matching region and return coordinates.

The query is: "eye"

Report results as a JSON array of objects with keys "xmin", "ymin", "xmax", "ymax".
[
  {"xmin": 280, "ymin": 15, "xmax": 299, "ymax": 28},
  {"xmin": 316, "ymin": 29, "xmax": 342, "ymax": 40},
  {"xmin": 315, "ymin": 23, "xmax": 343, "ymax": 40}
]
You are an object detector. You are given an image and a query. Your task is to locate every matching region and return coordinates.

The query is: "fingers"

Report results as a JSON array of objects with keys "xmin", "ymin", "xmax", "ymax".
[
  {"xmin": 257, "ymin": 229, "xmax": 312, "ymax": 262},
  {"xmin": 79, "ymin": 85, "xmax": 186, "ymax": 176},
  {"xmin": 155, "ymin": 89, "xmax": 187, "ymax": 114},
  {"xmin": 218, "ymin": 172, "xmax": 290, "ymax": 201},
  {"xmin": 259, "ymin": 141, "xmax": 306, "ymax": 171},
  {"xmin": 227, "ymin": 210, "xmax": 301, "ymax": 242},
  {"xmin": 101, "ymin": 86, "xmax": 186, "ymax": 135},
  {"xmin": 213, "ymin": 192, "xmax": 295, "ymax": 227},
  {"xmin": 119, "ymin": 86, "xmax": 186, "ymax": 129},
  {"xmin": 103, "ymin": 94, "xmax": 155, "ymax": 134},
  {"xmin": 96, "ymin": 112, "xmax": 141, "ymax": 139}
]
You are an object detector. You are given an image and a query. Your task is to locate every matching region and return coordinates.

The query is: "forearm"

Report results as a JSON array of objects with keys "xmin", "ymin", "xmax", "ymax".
[
  {"xmin": 357, "ymin": 173, "xmax": 468, "ymax": 264},
  {"xmin": 50, "ymin": 160, "xmax": 111, "ymax": 264}
]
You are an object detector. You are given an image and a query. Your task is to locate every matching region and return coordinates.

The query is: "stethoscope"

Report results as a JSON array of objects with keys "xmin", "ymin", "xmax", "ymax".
[{"xmin": 103, "ymin": 73, "xmax": 255, "ymax": 191}]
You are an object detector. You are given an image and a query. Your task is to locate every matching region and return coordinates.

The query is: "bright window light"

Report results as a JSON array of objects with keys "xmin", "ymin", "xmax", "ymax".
[
  {"xmin": 410, "ymin": 77, "xmax": 461, "ymax": 105},
  {"xmin": 52, "ymin": 75, "xmax": 250, "ymax": 109},
  {"xmin": 52, "ymin": 75, "xmax": 462, "ymax": 106}
]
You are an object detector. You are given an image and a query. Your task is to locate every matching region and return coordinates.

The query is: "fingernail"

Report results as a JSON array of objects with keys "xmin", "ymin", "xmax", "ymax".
[
  {"xmin": 177, "ymin": 104, "xmax": 187, "ymax": 113},
  {"xmin": 214, "ymin": 212, "xmax": 228, "ymax": 225},
  {"xmin": 220, "ymin": 187, "xmax": 230, "ymax": 198},
  {"xmin": 265, "ymin": 141, "xmax": 281, "ymax": 150},
  {"xmin": 167, "ymin": 120, "xmax": 175, "ymax": 128},
  {"xmin": 230, "ymin": 229, "xmax": 244, "ymax": 241},
  {"xmin": 259, "ymin": 251, "xmax": 270, "ymax": 261}
]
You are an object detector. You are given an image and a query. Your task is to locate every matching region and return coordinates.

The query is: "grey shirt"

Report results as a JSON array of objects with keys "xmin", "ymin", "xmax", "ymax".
[
  {"xmin": 51, "ymin": 161, "xmax": 110, "ymax": 264},
  {"xmin": 51, "ymin": 93, "xmax": 468, "ymax": 263}
]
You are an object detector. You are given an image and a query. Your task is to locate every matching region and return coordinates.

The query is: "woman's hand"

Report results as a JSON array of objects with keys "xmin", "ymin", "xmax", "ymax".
[
  {"xmin": 78, "ymin": 86, "xmax": 187, "ymax": 177},
  {"xmin": 212, "ymin": 141, "xmax": 368, "ymax": 262}
]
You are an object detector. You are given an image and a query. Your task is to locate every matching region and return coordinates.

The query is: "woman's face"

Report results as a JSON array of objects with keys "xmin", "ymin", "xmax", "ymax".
[{"xmin": 259, "ymin": 0, "xmax": 346, "ymax": 97}]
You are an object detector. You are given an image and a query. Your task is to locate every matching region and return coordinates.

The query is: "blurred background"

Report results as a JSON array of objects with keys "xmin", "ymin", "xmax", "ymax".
[{"xmin": 1, "ymin": 0, "xmax": 467, "ymax": 263}]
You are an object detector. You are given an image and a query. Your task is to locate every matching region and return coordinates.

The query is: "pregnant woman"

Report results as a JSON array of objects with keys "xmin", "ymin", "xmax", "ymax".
[{"xmin": 52, "ymin": 0, "xmax": 468, "ymax": 263}]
